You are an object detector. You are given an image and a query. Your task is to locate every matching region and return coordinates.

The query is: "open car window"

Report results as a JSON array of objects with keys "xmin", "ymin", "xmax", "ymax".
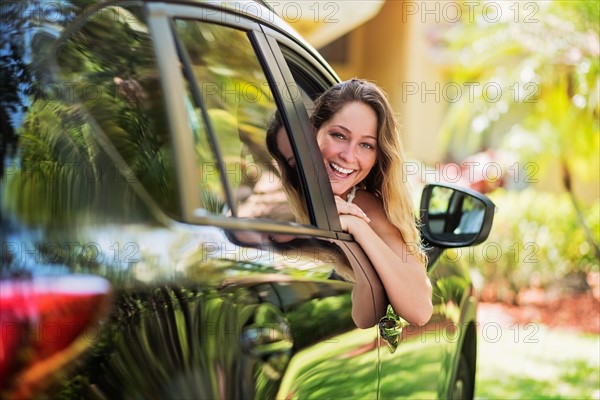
[{"xmin": 171, "ymin": 20, "xmax": 312, "ymax": 226}]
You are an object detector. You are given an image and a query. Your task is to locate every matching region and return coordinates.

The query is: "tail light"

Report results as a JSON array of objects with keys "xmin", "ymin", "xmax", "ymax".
[{"xmin": 0, "ymin": 275, "xmax": 111, "ymax": 397}]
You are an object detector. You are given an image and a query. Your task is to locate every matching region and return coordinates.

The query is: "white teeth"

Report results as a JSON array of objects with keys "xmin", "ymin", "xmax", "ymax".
[{"xmin": 331, "ymin": 163, "xmax": 354, "ymax": 175}]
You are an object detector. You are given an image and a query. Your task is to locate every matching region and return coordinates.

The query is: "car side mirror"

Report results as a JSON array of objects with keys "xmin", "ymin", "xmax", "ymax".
[{"xmin": 420, "ymin": 183, "xmax": 496, "ymax": 249}]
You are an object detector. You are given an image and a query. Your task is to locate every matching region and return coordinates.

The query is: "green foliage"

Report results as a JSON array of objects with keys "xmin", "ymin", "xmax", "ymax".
[
  {"xmin": 449, "ymin": 189, "xmax": 599, "ymax": 299},
  {"xmin": 54, "ymin": 287, "xmax": 292, "ymax": 399},
  {"xmin": 174, "ymin": 18, "xmax": 279, "ymax": 214},
  {"xmin": 438, "ymin": 0, "xmax": 599, "ymax": 186},
  {"xmin": 3, "ymin": 3, "xmax": 178, "ymax": 226},
  {"xmin": 435, "ymin": 0, "xmax": 600, "ymax": 297}
]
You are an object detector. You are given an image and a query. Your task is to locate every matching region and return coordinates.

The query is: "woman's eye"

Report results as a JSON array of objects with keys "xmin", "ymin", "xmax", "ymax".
[
  {"xmin": 361, "ymin": 143, "xmax": 375, "ymax": 150},
  {"xmin": 330, "ymin": 132, "xmax": 345, "ymax": 140}
]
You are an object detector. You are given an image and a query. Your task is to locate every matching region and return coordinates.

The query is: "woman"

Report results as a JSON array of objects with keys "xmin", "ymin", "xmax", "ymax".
[
  {"xmin": 267, "ymin": 79, "xmax": 432, "ymax": 327},
  {"xmin": 311, "ymin": 79, "xmax": 432, "ymax": 327}
]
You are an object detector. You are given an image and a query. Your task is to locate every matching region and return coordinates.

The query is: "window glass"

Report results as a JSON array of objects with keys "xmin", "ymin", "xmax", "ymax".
[
  {"xmin": 281, "ymin": 45, "xmax": 332, "ymax": 103},
  {"xmin": 174, "ymin": 20, "xmax": 307, "ymax": 224},
  {"xmin": 54, "ymin": 4, "xmax": 179, "ymax": 218}
]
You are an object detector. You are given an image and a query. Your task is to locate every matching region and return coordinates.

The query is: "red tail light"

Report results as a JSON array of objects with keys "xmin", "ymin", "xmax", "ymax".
[{"xmin": 0, "ymin": 275, "xmax": 111, "ymax": 397}]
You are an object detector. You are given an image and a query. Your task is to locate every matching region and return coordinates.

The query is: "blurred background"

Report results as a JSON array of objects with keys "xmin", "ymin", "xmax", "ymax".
[{"xmin": 268, "ymin": 0, "xmax": 599, "ymax": 398}]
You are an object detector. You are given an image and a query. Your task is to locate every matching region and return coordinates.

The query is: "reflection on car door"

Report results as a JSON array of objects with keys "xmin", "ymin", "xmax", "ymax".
[{"xmin": 163, "ymin": 6, "xmax": 381, "ymax": 398}]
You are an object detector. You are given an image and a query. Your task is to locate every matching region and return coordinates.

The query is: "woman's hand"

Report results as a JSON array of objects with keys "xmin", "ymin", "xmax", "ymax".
[
  {"xmin": 338, "ymin": 214, "xmax": 367, "ymax": 233},
  {"xmin": 334, "ymin": 196, "xmax": 371, "ymax": 223}
]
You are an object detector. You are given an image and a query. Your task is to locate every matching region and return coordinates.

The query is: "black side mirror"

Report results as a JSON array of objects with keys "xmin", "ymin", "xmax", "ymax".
[{"xmin": 420, "ymin": 183, "xmax": 496, "ymax": 249}]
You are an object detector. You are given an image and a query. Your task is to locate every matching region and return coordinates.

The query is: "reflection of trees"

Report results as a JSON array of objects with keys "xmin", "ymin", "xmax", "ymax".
[
  {"xmin": 286, "ymin": 294, "xmax": 354, "ymax": 350},
  {"xmin": 0, "ymin": 2, "xmax": 30, "ymax": 176},
  {"xmin": 2, "ymin": 0, "xmax": 93, "ymax": 176},
  {"xmin": 430, "ymin": 260, "xmax": 468, "ymax": 323},
  {"xmin": 175, "ymin": 20, "xmax": 279, "ymax": 212},
  {"xmin": 57, "ymin": 286, "xmax": 292, "ymax": 399},
  {"xmin": 4, "ymin": 3, "xmax": 178, "ymax": 228}
]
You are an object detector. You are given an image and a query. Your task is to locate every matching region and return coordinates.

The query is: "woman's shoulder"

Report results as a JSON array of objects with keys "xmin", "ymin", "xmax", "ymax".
[
  {"xmin": 354, "ymin": 188, "xmax": 401, "ymax": 236},
  {"xmin": 353, "ymin": 188, "xmax": 384, "ymax": 214}
]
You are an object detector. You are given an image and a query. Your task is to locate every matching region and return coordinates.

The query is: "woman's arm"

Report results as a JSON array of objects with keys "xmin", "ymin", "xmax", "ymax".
[{"xmin": 338, "ymin": 193, "xmax": 433, "ymax": 326}]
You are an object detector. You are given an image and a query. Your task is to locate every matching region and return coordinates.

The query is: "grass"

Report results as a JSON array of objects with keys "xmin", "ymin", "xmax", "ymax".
[
  {"xmin": 276, "ymin": 321, "xmax": 599, "ymax": 399},
  {"xmin": 475, "ymin": 324, "xmax": 600, "ymax": 399}
]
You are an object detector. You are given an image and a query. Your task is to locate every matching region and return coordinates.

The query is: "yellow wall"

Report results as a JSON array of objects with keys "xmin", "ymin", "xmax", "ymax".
[
  {"xmin": 320, "ymin": 1, "xmax": 598, "ymax": 203},
  {"xmin": 327, "ymin": 0, "xmax": 446, "ymax": 164}
]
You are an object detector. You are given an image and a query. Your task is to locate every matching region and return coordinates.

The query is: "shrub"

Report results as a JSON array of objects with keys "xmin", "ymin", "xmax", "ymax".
[{"xmin": 440, "ymin": 188, "xmax": 599, "ymax": 303}]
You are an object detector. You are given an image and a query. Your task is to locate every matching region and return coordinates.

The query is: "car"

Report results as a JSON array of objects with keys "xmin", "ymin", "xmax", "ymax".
[{"xmin": 0, "ymin": 1, "xmax": 496, "ymax": 398}]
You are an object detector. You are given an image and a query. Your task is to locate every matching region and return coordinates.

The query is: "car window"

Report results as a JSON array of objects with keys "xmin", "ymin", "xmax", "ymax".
[
  {"xmin": 53, "ymin": 4, "xmax": 179, "ymax": 219},
  {"xmin": 172, "ymin": 20, "xmax": 309, "ymax": 225},
  {"xmin": 281, "ymin": 44, "xmax": 334, "ymax": 106}
]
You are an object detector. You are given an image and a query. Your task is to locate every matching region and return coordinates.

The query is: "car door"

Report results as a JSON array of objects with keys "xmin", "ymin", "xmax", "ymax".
[
  {"xmin": 153, "ymin": 4, "xmax": 384, "ymax": 398},
  {"xmin": 252, "ymin": 21, "xmax": 396, "ymax": 399},
  {"xmin": 1, "ymin": 1, "xmax": 382, "ymax": 398}
]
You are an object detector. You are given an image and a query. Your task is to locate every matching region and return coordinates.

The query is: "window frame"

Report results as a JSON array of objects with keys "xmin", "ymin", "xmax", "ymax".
[
  {"xmin": 260, "ymin": 25, "xmax": 357, "ymax": 239},
  {"xmin": 146, "ymin": 2, "xmax": 337, "ymax": 238}
]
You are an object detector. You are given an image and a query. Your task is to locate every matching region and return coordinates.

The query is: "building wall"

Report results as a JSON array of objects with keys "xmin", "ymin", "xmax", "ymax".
[
  {"xmin": 325, "ymin": 0, "xmax": 446, "ymax": 164},
  {"xmin": 314, "ymin": 1, "xmax": 598, "ymax": 203}
]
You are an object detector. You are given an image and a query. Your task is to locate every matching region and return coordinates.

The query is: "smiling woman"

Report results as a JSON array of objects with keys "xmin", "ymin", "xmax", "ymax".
[
  {"xmin": 309, "ymin": 79, "xmax": 433, "ymax": 326},
  {"xmin": 260, "ymin": 79, "xmax": 429, "ymax": 327},
  {"xmin": 266, "ymin": 79, "xmax": 433, "ymax": 326},
  {"xmin": 317, "ymin": 101, "xmax": 378, "ymax": 200}
]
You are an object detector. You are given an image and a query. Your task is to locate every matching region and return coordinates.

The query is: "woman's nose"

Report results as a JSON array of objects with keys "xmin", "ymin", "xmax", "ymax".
[{"xmin": 339, "ymin": 144, "xmax": 357, "ymax": 162}]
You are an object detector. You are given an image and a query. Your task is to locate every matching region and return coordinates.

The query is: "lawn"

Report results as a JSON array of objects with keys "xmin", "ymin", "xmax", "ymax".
[
  {"xmin": 475, "ymin": 323, "xmax": 600, "ymax": 399},
  {"xmin": 276, "ymin": 301, "xmax": 599, "ymax": 399}
]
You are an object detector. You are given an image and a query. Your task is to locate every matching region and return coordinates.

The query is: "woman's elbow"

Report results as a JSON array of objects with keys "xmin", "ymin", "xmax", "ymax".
[
  {"xmin": 410, "ymin": 300, "xmax": 433, "ymax": 327},
  {"xmin": 407, "ymin": 284, "xmax": 434, "ymax": 327}
]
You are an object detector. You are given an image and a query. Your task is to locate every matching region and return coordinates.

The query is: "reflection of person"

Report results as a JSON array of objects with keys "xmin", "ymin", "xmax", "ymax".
[
  {"xmin": 265, "ymin": 111, "xmax": 307, "ymax": 225},
  {"xmin": 310, "ymin": 79, "xmax": 432, "ymax": 327}
]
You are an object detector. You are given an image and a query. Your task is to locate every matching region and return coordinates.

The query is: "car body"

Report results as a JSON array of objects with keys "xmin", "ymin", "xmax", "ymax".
[{"xmin": 0, "ymin": 1, "xmax": 495, "ymax": 398}]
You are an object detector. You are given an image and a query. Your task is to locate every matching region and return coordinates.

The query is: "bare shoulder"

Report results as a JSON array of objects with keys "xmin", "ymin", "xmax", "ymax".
[
  {"xmin": 353, "ymin": 189, "xmax": 409, "ymax": 254},
  {"xmin": 353, "ymin": 190, "xmax": 390, "ymax": 227},
  {"xmin": 352, "ymin": 189, "xmax": 382, "ymax": 212}
]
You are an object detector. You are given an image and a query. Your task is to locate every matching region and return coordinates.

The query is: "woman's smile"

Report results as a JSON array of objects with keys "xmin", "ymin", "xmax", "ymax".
[{"xmin": 329, "ymin": 162, "xmax": 355, "ymax": 176}]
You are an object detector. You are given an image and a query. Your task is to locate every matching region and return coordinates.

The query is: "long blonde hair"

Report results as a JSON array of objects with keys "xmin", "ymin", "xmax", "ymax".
[{"xmin": 310, "ymin": 79, "xmax": 425, "ymax": 261}]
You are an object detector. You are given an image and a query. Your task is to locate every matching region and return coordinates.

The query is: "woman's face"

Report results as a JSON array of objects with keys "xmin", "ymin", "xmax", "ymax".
[{"xmin": 316, "ymin": 101, "xmax": 378, "ymax": 199}]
